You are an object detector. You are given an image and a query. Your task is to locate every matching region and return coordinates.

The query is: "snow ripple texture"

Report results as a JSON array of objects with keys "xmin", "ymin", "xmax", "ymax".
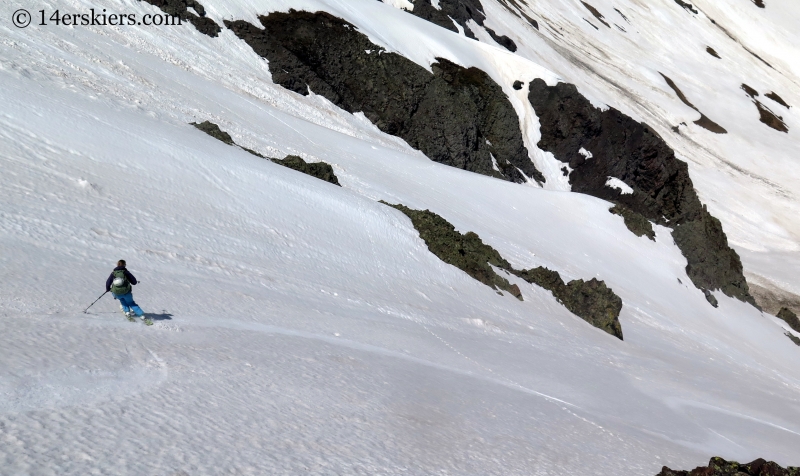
[{"xmin": 0, "ymin": 0, "xmax": 799, "ymax": 474}]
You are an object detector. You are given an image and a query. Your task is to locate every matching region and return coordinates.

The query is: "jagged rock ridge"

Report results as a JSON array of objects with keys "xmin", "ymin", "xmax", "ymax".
[
  {"xmin": 657, "ymin": 456, "xmax": 799, "ymax": 475},
  {"xmin": 271, "ymin": 155, "xmax": 341, "ymax": 186},
  {"xmin": 191, "ymin": 121, "xmax": 340, "ymax": 185},
  {"xmin": 391, "ymin": 0, "xmax": 518, "ymax": 50},
  {"xmin": 225, "ymin": 11, "xmax": 543, "ymax": 184},
  {"xmin": 140, "ymin": 0, "xmax": 220, "ymax": 37},
  {"xmin": 384, "ymin": 202, "xmax": 624, "ymax": 339},
  {"xmin": 528, "ymin": 79, "xmax": 754, "ymax": 306}
]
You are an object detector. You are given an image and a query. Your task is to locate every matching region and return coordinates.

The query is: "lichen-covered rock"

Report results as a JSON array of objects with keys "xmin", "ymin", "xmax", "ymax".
[
  {"xmin": 272, "ymin": 155, "xmax": 340, "ymax": 186},
  {"xmin": 656, "ymin": 456, "xmax": 800, "ymax": 475},
  {"xmin": 384, "ymin": 203, "xmax": 624, "ymax": 338},
  {"xmin": 609, "ymin": 204, "xmax": 655, "ymax": 240},
  {"xmin": 140, "ymin": 0, "xmax": 221, "ymax": 37},
  {"xmin": 191, "ymin": 121, "xmax": 234, "ymax": 145},
  {"xmin": 383, "ymin": 202, "xmax": 522, "ymax": 299},
  {"xmin": 514, "ymin": 267, "xmax": 623, "ymax": 340},
  {"xmin": 528, "ymin": 79, "xmax": 755, "ymax": 307},
  {"xmin": 225, "ymin": 11, "xmax": 544, "ymax": 184},
  {"xmin": 777, "ymin": 307, "xmax": 800, "ymax": 333}
]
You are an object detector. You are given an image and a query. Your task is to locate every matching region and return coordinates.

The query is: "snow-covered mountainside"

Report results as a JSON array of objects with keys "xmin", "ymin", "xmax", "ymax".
[{"xmin": 1, "ymin": 0, "xmax": 798, "ymax": 474}]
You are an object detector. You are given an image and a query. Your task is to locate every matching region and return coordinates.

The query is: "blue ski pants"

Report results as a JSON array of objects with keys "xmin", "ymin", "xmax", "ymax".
[{"xmin": 114, "ymin": 292, "xmax": 144, "ymax": 316}]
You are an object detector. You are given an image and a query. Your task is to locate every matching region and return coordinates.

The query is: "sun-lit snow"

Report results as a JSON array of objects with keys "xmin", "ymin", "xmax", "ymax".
[
  {"xmin": 605, "ymin": 177, "xmax": 634, "ymax": 195},
  {"xmin": 1, "ymin": 0, "xmax": 799, "ymax": 474}
]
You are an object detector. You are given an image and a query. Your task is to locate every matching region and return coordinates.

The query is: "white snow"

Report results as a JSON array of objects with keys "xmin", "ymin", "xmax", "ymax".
[
  {"xmin": 0, "ymin": 0, "xmax": 799, "ymax": 474},
  {"xmin": 606, "ymin": 177, "xmax": 634, "ymax": 194},
  {"xmin": 580, "ymin": 147, "xmax": 594, "ymax": 159}
]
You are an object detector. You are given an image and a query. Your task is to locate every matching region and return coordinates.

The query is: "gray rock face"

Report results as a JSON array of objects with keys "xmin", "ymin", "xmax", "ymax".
[
  {"xmin": 528, "ymin": 79, "xmax": 754, "ymax": 306},
  {"xmin": 225, "ymin": 10, "xmax": 544, "ymax": 184}
]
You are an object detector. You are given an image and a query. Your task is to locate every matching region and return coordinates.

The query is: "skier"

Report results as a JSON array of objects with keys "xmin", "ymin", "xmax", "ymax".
[{"xmin": 106, "ymin": 259, "xmax": 145, "ymax": 319}]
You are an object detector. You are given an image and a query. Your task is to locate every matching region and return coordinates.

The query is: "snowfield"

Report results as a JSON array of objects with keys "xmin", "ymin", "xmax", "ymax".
[{"xmin": 1, "ymin": 0, "xmax": 799, "ymax": 474}]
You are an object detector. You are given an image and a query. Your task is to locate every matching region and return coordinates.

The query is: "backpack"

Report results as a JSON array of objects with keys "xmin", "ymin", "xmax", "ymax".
[{"xmin": 111, "ymin": 269, "xmax": 132, "ymax": 295}]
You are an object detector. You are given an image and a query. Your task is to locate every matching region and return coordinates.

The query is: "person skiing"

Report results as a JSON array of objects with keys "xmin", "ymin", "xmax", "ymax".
[{"xmin": 106, "ymin": 259, "xmax": 145, "ymax": 318}]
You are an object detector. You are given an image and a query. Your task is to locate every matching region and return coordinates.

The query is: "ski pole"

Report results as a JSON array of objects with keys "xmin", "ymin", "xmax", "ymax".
[{"xmin": 83, "ymin": 291, "xmax": 108, "ymax": 313}]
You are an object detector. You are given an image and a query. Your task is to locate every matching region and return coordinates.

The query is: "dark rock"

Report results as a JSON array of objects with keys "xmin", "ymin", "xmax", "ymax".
[
  {"xmin": 484, "ymin": 26, "xmax": 517, "ymax": 52},
  {"xmin": 581, "ymin": 2, "xmax": 610, "ymax": 28},
  {"xmin": 752, "ymin": 0, "xmax": 766, "ymax": 8},
  {"xmin": 739, "ymin": 84, "xmax": 787, "ymax": 131},
  {"xmin": 396, "ymin": 0, "xmax": 486, "ymax": 39},
  {"xmin": 742, "ymin": 83, "xmax": 759, "ymax": 98},
  {"xmin": 614, "ymin": 8, "xmax": 630, "ymax": 23},
  {"xmin": 496, "ymin": 0, "xmax": 540, "ymax": 31},
  {"xmin": 513, "ymin": 80, "xmax": 524, "ymax": 90},
  {"xmin": 382, "ymin": 202, "xmax": 522, "ymax": 299},
  {"xmin": 777, "ymin": 307, "xmax": 800, "ymax": 333},
  {"xmin": 673, "ymin": 0, "xmax": 698, "ymax": 14},
  {"xmin": 191, "ymin": 120, "xmax": 274, "ymax": 158},
  {"xmin": 584, "ymin": 19, "xmax": 599, "ymax": 30},
  {"xmin": 706, "ymin": 47, "xmax": 720, "ymax": 58},
  {"xmin": 660, "ymin": 73, "xmax": 727, "ymax": 134},
  {"xmin": 656, "ymin": 456, "xmax": 800, "ymax": 475},
  {"xmin": 514, "ymin": 267, "xmax": 623, "ymax": 340},
  {"xmin": 754, "ymin": 100, "xmax": 788, "ymax": 132},
  {"xmin": 225, "ymin": 11, "xmax": 544, "ymax": 184},
  {"xmin": 704, "ymin": 289, "xmax": 719, "ymax": 307},
  {"xmin": 383, "ymin": 202, "xmax": 624, "ymax": 339},
  {"xmin": 765, "ymin": 92, "xmax": 790, "ymax": 108},
  {"xmin": 609, "ymin": 204, "xmax": 655, "ymax": 240},
  {"xmin": 240, "ymin": 146, "xmax": 265, "ymax": 158},
  {"xmin": 271, "ymin": 155, "xmax": 341, "ymax": 186},
  {"xmin": 787, "ymin": 332, "xmax": 800, "ymax": 346},
  {"xmin": 528, "ymin": 79, "xmax": 755, "ymax": 306},
  {"xmin": 746, "ymin": 48, "xmax": 774, "ymax": 68},
  {"xmin": 140, "ymin": 0, "xmax": 221, "ymax": 37},
  {"xmin": 191, "ymin": 120, "xmax": 234, "ymax": 145}
]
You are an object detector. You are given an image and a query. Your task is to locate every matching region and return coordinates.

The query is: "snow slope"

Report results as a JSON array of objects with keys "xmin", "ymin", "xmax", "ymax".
[{"xmin": 1, "ymin": 0, "xmax": 799, "ymax": 474}]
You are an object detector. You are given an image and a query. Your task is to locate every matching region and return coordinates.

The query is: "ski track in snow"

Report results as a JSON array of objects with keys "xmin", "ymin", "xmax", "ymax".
[{"xmin": 0, "ymin": 0, "xmax": 799, "ymax": 474}]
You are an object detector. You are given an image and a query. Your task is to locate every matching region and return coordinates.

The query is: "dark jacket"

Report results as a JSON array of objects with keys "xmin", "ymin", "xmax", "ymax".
[{"xmin": 106, "ymin": 266, "xmax": 138, "ymax": 292}]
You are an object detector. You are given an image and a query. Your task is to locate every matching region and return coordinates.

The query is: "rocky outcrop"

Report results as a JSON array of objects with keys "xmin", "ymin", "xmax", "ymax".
[
  {"xmin": 190, "ymin": 121, "xmax": 340, "ymax": 185},
  {"xmin": 140, "ymin": 0, "xmax": 221, "ymax": 37},
  {"xmin": 225, "ymin": 11, "xmax": 544, "ymax": 184},
  {"xmin": 383, "ymin": 202, "xmax": 624, "ymax": 339},
  {"xmin": 660, "ymin": 73, "xmax": 726, "ymax": 134},
  {"xmin": 528, "ymin": 79, "xmax": 755, "ymax": 306},
  {"xmin": 765, "ymin": 92, "xmax": 790, "ymax": 109},
  {"xmin": 191, "ymin": 121, "xmax": 234, "ymax": 145},
  {"xmin": 394, "ymin": 0, "xmax": 517, "ymax": 48},
  {"xmin": 609, "ymin": 204, "xmax": 655, "ymax": 240},
  {"xmin": 742, "ymin": 84, "xmax": 789, "ymax": 132},
  {"xmin": 657, "ymin": 456, "xmax": 799, "ymax": 475},
  {"xmin": 382, "ymin": 202, "xmax": 523, "ymax": 299},
  {"xmin": 395, "ymin": 0, "xmax": 485, "ymax": 39},
  {"xmin": 271, "ymin": 155, "xmax": 341, "ymax": 186},
  {"xmin": 513, "ymin": 267, "xmax": 623, "ymax": 339},
  {"xmin": 777, "ymin": 307, "xmax": 800, "ymax": 333},
  {"xmin": 582, "ymin": 2, "xmax": 610, "ymax": 28}
]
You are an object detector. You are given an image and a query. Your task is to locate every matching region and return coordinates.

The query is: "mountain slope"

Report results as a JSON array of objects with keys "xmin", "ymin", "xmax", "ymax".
[{"xmin": 1, "ymin": 0, "xmax": 799, "ymax": 474}]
